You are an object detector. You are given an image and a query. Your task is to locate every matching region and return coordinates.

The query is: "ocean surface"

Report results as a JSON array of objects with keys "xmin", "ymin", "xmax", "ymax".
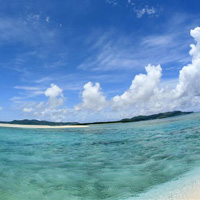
[{"xmin": 1, "ymin": 113, "xmax": 200, "ymax": 200}]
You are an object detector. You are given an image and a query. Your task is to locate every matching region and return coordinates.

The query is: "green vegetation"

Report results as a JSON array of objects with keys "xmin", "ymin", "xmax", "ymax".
[
  {"xmin": 0, "ymin": 119, "xmax": 79, "ymax": 126},
  {"xmin": 120, "ymin": 111, "xmax": 193, "ymax": 123},
  {"xmin": 82, "ymin": 111, "xmax": 193, "ymax": 125},
  {"xmin": 0, "ymin": 111, "xmax": 193, "ymax": 126}
]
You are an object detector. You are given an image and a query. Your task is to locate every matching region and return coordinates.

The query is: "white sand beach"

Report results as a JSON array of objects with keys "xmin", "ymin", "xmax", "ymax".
[{"xmin": 0, "ymin": 123, "xmax": 89, "ymax": 129}]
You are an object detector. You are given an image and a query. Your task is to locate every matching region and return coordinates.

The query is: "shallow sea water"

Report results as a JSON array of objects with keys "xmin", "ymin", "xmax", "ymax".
[{"xmin": 1, "ymin": 113, "xmax": 200, "ymax": 200}]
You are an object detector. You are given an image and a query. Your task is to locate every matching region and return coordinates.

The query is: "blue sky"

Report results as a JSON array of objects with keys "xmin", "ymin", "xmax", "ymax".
[{"xmin": 0, "ymin": 0, "xmax": 200, "ymax": 122}]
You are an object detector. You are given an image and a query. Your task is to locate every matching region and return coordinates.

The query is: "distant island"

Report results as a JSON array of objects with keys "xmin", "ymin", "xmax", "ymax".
[
  {"xmin": 0, "ymin": 119, "xmax": 80, "ymax": 126},
  {"xmin": 82, "ymin": 111, "xmax": 193, "ymax": 125},
  {"xmin": 0, "ymin": 111, "xmax": 193, "ymax": 126}
]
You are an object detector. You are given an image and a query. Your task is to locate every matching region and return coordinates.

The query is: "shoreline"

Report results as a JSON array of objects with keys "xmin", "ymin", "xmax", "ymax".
[
  {"xmin": 0, "ymin": 123, "xmax": 89, "ymax": 129},
  {"xmin": 130, "ymin": 166, "xmax": 200, "ymax": 200}
]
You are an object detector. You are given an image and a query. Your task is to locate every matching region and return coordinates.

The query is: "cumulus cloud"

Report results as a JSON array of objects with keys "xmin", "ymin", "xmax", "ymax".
[
  {"xmin": 109, "ymin": 27, "xmax": 200, "ymax": 115},
  {"xmin": 22, "ymin": 84, "xmax": 66, "ymax": 121},
  {"xmin": 44, "ymin": 84, "xmax": 64, "ymax": 109},
  {"xmin": 176, "ymin": 27, "xmax": 200, "ymax": 97},
  {"xmin": 45, "ymin": 83, "xmax": 63, "ymax": 97},
  {"xmin": 75, "ymin": 27, "xmax": 200, "ymax": 119},
  {"xmin": 20, "ymin": 27, "xmax": 200, "ymax": 122},
  {"xmin": 75, "ymin": 82, "xmax": 108, "ymax": 111},
  {"xmin": 112, "ymin": 64, "xmax": 162, "ymax": 110}
]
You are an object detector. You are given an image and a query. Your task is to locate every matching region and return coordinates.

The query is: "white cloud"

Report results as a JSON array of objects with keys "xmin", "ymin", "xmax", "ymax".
[
  {"xmin": 109, "ymin": 27, "xmax": 200, "ymax": 115},
  {"xmin": 20, "ymin": 27, "xmax": 200, "ymax": 122},
  {"xmin": 106, "ymin": 0, "xmax": 118, "ymax": 6},
  {"xmin": 15, "ymin": 86, "xmax": 41, "ymax": 91},
  {"xmin": 176, "ymin": 27, "xmax": 200, "ymax": 97},
  {"xmin": 0, "ymin": 107, "xmax": 2, "ymax": 111},
  {"xmin": 44, "ymin": 84, "xmax": 64, "ymax": 109},
  {"xmin": 79, "ymin": 22, "xmax": 190, "ymax": 72},
  {"xmin": 11, "ymin": 86, "xmax": 45, "ymax": 102},
  {"xmin": 0, "ymin": 16, "xmax": 57, "ymax": 46},
  {"xmin": 78, "ymin": 41, "xmax": 140, "ymax": 71},
  {"xmin": 112, "ymin": 64, "xmax": 162, "ymax": 110},
  {"xmin": 134, "ymin": 7, "xmax": 157, "ymax": 18},
  {"xmin": 22, "ymin": 84, "xmax": 66, "ymax": 121},
  {"xmin": 45, "ymin": 83, "xmax": 63, "ymax": 98},
  {"xmin": 45, "ymin": 16, "xmax": 50, "ymax": 23},
  {"xmin": 106, "ymin": 0, "xmax": 158, "ymax": 18},
  {"xmin": 34, "ymin": 76, "xmax": 53, "ymax": 83},
  {"xmin": 33, "ymin": 108, "xmax": 68, "ymax": 122},
  {"xmin": 135, "ymin": 8, "xmax": 146, "ymax": 18},
  {"xmin": 146, "ymin": 7, "xmax": 156, "ymax": 15},
  {"xmin": 75, "ymin": 82, "xmax": 108, "ymax": 111},
  {"xmin": 23, "ymin": 107, "xmax": 33, "ymax": 113},
  {"xmin": 75, "ymin": 27, "xmax": 200, "ymax": 120},
  {"xmin": 141, "ymin": 35, "xmax": 174, "ymax": 47},
  {"xmin": 27, "ymin": 14, "xmax": 40, "ymax": 24}
]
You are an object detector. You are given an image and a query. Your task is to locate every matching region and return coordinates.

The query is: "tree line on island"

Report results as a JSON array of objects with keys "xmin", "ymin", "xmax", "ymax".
[{"xmin": 0, "ymin": 111, "xmax": 193, "ymax": 126}]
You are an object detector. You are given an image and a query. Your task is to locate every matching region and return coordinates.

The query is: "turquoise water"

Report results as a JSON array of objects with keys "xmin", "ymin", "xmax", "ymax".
[{"xmin": 1, "ymin": 113, "xmax": 200, "ymax": 200}]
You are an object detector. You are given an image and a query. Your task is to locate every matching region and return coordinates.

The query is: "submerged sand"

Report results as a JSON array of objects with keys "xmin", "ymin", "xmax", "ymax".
[
  {"xmin": 130, "ymin": 166, "xmax": 200, "ymax": 200},
  {"xmin": 0, "ymin": 123, "xmax": 89, "ymax": 129}
]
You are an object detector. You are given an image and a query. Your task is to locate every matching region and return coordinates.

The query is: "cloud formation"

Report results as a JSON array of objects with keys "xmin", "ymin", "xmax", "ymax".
[
  {"xmin": 76, "ymin": 27, "xmax": 200, "ymax": 119},
  {"xmin": 106, "ymin": 0, "xmax": 158, "ymax": 18},
  {"xmin": 75, "ymin": 82, "xmax": 107, "ymax": 111},
  {"xmin": 23, "ymin": 107, "xmax": 33, "ymax": 113},
  {"xmin": 79, "ymin": 20, "xmax": 190, "ymax": 73},
  {"xmin": 176, "ymin": 27, "xmax": 200, "ymax": 97},
  {"xmin": 44, "ymin": 83, "xmax": 64, "ymax": 109},
  {"xmin": 134, "ymin": 7, "xmax": 157, "ymax": 18},
  {"xmin": 22, "ymin": 84, "xmax": 67, "ymax": 121},
  {"xmin": 20, "ymin": 27, "xmax": 200, "ymax": 122},
  {"xmin": 112, "ymin": 64, "xmax": 162, "ymax": 110},
  {"xmin": 110, "ymin": 27, "xmax": 200, "ymax": 116},
  {"xmin": 0, "ymin": 15, "xmax": 56, "ymax": 46}
]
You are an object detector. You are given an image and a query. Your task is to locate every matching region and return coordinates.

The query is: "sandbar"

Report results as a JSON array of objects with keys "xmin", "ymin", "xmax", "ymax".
[{"xmin": 0, "ymin": 123, "xmax": 89, "ymax": 129}]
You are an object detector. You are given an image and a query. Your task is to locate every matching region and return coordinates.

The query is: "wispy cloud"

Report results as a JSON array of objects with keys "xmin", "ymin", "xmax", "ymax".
[
  {"xmin": 75, "ymin": 27, "xmax": 200, "ymax": 122},
  {"xmin": 0, "ymin": 15, "xmax": 58, "ymax": 46},
  {"xmin": 14, "ymin": 25, "xmax": 200, "ymax": 123},
  {"xmin": 78, "ymin": 23, "xmax": 191, "ymax": 73},
  {"xmin": 133, "ymin": 6, "xmax": 157, "ymax": 18},
  {"xmin": 78, "ymin": 41, "xmax": 140, "ymax": 71},
  {"xmin": 14, "ymin": 86, "xmax": 42, "ymax": 91},
  {"xmin": 0, "ymin": 14, "xmax": 62, "ymax": 81},
  {"xmin": 106, "ymin": 0, "xmax": 118, "ymax": 6},
  {"xmin": 106, "ymin": 0, "xmax": 160, "ymax": 18},
  {"xmin": 34, "ymin": 76, "xmax": 53, "ymax": 84},
  {"xmin": 45, "ymin": 16, "xmax": 50, "ymax": 23},
  {"xmin": 11, "ymin": 85, "xmax": 45, "ymax": 103}
]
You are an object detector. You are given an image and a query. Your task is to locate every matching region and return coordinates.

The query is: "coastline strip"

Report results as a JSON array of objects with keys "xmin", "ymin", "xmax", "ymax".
[
  {"xmin": 0, "ymin": 123, "xmax": 89, "ymax": 129},
  {"xmin": 128, "ymin": 166, "xmax": 200, "ymax": 200}
]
